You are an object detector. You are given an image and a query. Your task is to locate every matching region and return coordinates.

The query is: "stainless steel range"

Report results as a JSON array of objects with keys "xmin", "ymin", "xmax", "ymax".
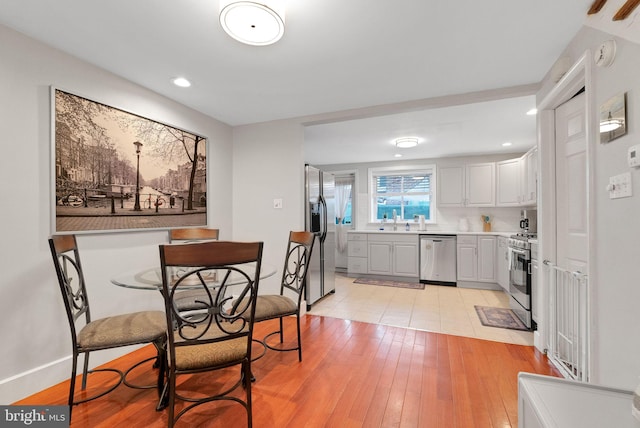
[{"xmin": 508, "ymin": 232, "xmax": 536, "ymax": 329}]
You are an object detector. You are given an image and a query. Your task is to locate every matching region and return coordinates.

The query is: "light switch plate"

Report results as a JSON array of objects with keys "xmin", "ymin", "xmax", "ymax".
[
  {"xmin": 608, "ymin": 172, "xmax": 632, "ymax": 199},
  {"xmin": 273, "ymin": 198, "xmax": 283, "ymax": 209}
]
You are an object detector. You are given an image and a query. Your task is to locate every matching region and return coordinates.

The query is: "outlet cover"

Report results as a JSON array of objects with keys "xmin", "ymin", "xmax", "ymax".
[{"xmin": 273, "ymin": 198, "xmax": 283, "ymax": 209}]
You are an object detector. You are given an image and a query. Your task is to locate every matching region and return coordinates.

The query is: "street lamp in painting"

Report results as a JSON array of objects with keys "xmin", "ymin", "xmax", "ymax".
[{"xmin": 133, "ymin": 141, "xmax": 143, "ymax": 211}]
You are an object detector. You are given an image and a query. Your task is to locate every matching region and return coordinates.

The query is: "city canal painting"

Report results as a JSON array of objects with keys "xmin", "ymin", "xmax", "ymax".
[{"xmin": 52, "ymin": 88, "xmax": 207, "ymax": 233}]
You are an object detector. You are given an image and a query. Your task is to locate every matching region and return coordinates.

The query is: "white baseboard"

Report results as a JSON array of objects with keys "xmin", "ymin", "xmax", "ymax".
[{"xmin": 0, "ymin": 347, "xmax": 138, "ymax": 404}]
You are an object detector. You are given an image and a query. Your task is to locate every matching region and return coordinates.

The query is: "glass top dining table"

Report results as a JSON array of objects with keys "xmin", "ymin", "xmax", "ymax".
[{"xmin": 111, "ymin": 262, "xmax": 277, "ymax": 290}]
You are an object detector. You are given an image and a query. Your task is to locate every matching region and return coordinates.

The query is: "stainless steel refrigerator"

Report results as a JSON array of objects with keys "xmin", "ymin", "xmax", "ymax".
[{"xmin": 304, "ymin": 164, "xmax": 336, "ymax": 309}]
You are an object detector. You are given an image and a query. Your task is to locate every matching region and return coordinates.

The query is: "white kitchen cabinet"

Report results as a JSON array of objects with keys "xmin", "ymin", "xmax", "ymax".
[
  {"xmin": 522, "ymin": 147, "xmax": 538, "ymax": 206},
  {"xmin": 438, "ymin": 166, "xmax": 465, "ymax": 206},
  {"xmin": 457, "ymin": 235, "xmax": 496, "ymax": 283},
  {"xmin": 518, "ymin": 373, "xmax": 637, "ymax": 428},
  {"xmin": 496, "ymin": 236, "xmax": 509, "ymax": 291},
  {"xmin": 456, "ymin": 235, "xmax": 478, "ymax": 281},
  {"xmin": 392, "ymin": 241, "xmax": 419, "ymax": 276},
  {"xmin": 496, "ymin": 158, "xmax": 522, "ymax": 206},
  {"xmin": 347, "ymin": 233, "xmax": 368, "ymax": 275},
  {"xmin": 439, "ymin": 163, "xmax": 495, "ymax": 207},
  {"xmin": 496, "ymin": 148, "xmax": 538, "ymax": 207},
  {"xmin": 530, "ymin": 241, "xmax": 538, "ymax": 323},
  {"xmin": 477, "ymin": 235, "xmax": 496, "ymax": 282},
  {"xmin": 367, "ymin": 241, "xmax": 392, "ymax": 275},
  {"xmin": 368, "ymin": 234, "xmax": 419, "ymax": 278}
]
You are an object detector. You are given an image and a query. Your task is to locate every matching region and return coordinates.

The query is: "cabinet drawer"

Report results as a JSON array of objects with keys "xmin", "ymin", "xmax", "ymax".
[
  {"xmin": 347, "ymin": 257, "xmax": 368, "ymax": 274},
  {"xmin": 348, "ymin": 241, "xmax": 367, "ymax": 257},
  {"xmin": 348, "ymin": 233, "xmax": 368, "ymax": 241},
  {"xmin": 457, "ymin": 235, "xmax": 477, "ymax": 245}
]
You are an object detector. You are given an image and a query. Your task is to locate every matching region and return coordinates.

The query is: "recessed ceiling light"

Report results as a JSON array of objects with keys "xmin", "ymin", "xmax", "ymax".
[
  {"xmin": 394, "ymin": 154, "xmax": 403, "ymax": 158},
  {"xmin": 394, "ymin": 137, "xmax": 419, "ymax": 148},
  {"xmin": 526, "ymin": 108, "xmax": 538, "ymax": 116},
  {"xmin": 172, "ymin": 77, "xmax": 191, "ymax": 88},
  {"xmin": 502, "ymin": 142, "xmax": 512, "ymax": 147}
]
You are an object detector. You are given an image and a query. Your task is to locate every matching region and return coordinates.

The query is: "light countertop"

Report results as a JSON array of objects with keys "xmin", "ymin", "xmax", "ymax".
[{"xmin": 348, "ymin": 230, "xmax": 515, "ymax": 238}]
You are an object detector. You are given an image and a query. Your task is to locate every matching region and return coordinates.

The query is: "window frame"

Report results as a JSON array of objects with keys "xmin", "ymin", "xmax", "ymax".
[{"xmin": 368, "ymin": 164, "xmax": 437, "ymax": 223}]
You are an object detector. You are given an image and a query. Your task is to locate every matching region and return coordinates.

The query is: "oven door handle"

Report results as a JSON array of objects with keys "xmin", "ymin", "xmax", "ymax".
[{"xmin": 509, "ymin": 247, "xmax": 528, "ymax": 257}]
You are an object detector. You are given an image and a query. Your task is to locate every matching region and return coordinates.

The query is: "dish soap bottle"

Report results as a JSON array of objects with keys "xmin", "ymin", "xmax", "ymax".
[{"xmin": 405, "ymin": 222, "xmax": 410, "ymax": 231}]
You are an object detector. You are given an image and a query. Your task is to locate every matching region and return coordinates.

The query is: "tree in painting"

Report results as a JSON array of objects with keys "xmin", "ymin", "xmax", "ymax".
[{"xmin": 54, "ymin": 89, "xmax": 207, "ymax": 231}]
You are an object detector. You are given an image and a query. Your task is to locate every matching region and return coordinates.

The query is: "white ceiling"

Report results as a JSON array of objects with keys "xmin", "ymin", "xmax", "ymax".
[{"xmin": 0, "ymin": 0, "xmax": 593, "ymax": 164}]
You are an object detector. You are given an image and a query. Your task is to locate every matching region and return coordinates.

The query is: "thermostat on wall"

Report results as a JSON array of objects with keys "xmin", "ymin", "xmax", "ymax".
[{"xmin": 629, "ymin": 145, "xmax": 640, "ymax": 168}]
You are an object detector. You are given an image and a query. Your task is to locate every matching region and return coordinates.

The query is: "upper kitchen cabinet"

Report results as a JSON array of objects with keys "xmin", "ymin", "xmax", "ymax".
[
  {"xmin": 496, "ymin": 158, "xmax": 521, "ymax": 206},
  {"xmin": 439, "ymin": 163, "xmax": 495, "ymax": 207},
  {"xmin": 496, "ymin": 147, "xmax": 538, "ymax": 207},
  {"xmin": 521, "ymin": 147, "xmax": 538, "ymax": 206}
]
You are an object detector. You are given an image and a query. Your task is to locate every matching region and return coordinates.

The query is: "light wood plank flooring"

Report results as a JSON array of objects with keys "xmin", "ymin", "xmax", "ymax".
[{"xmin": 15, "ymin": 316, "xmax": 558, "ymax": 427}]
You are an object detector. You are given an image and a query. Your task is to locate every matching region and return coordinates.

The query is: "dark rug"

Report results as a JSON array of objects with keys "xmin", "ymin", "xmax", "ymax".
[
  {"xmin": 474, "ymin": 306, "xmax": 529, "ymax": 331},
  {"xmin": 354, "ymin": 277, "xmax": 425, "ymax": 290}
]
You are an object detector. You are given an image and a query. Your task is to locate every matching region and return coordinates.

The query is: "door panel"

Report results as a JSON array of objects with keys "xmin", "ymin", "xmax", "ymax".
[{"xmin": 555, "ymin": 92, "xmax": 588, "ymax": 272}]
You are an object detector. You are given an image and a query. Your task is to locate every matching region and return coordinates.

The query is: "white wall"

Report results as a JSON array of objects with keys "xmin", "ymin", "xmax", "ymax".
[
  {"xmin": 0, "ymin": 24, "xmax": 233, "ymax": 403},
  {"xmin": 231, "ymin": 119, "xmax": 306, "ymax": 295},
  {"xmin": 538, "ymin": 27, "xmax": 640, "ymax": 389}
]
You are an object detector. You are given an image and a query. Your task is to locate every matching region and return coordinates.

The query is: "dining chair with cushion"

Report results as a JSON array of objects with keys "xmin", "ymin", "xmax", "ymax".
[
  {"xmin": 252, "ymin": 231, "xmax": 315, "ymax": 362},
  {"xmin": 158, "ymin": 240, "xmax": 263, "ymax": 428},
  {"xmin": 168, "ymin": 227, "xmax": 220, "ymax": 312},
  {"xmin": 48, "ymin": 235, "xmax": 167, "ymax": 419},
  {"xmin": 169, "ymin": 227, "xmax": 219, "ymax": 243}
]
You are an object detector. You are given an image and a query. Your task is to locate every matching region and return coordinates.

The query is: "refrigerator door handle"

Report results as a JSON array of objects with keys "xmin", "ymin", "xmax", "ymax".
[{"xmin": 319, "ymin": 194, "xmax": 328, "ymax": 242}]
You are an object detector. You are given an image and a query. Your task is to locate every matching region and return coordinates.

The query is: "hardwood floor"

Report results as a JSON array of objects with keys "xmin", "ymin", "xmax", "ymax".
[{"xmin": 15, "ymin": 315, "xmax": 559, "ymax": 427}]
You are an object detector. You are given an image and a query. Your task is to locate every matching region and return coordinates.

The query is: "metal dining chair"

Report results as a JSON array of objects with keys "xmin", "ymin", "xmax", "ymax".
[
  {"xmin": 48, "ymin": 234, "xmax": 167, "ymax": 420},
  {"xmin": 168, "ymin": 228, "xmax": 220, "ymax": 312},
  {"xmin": 158, "ymin": 240, "xmax": 263, "ymax": 428},
  {"xmin": 251, "ymin": 231, "xmax": 315, "ymax": 362},
  {"xmin": 169, "ymin": 227, "xmax": 219, "ymax": 243}
]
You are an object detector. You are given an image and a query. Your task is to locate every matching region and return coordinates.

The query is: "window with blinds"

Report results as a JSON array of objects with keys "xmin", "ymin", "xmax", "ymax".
[{"xmin": 370, "ymin": 166, "xmax": 435, "ymax": 221}]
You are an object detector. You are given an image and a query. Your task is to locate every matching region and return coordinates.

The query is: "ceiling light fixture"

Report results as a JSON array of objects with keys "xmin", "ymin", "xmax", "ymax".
[
  {"xmin": 600, "ymin": 111, "xmax": 622, "ymax": 132},
  {"xmin": 172, "ymin": 77, "xmax": 191, "ymax": 88},
  {"xmin": 395, "ymin": 137, "xmax": 419, "ymax": 148},
  {"xmin": 219, "ymin": 1, "xmax": 285, "ymax": 46},
  {"xmin": 502, "ymin": 142, "xmax": 512, "ymax": 147},
  {"xmin": 526, "ymin": 108, "xmax": 538, "ymax": 116},
  {"xmin": 394, "ymin": 154, "xmax": 403, "ymax": 158}
]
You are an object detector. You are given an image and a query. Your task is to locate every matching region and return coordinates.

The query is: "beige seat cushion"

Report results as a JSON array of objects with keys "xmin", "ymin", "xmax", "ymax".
[
  {"xmin": 173, "ymin": 325, "xmax": 249, "ymax": 371},
  {"xmin": 77, "ymin": 310, "xmax": 166, "ymax": 351},
  {"xmin": 253, "ymin": 295, "xmax": 297, "ymax": 321}
]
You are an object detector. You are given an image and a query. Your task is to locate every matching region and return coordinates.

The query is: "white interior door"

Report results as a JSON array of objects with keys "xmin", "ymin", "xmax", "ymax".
[{"xmin": 555, "ymin": 92, "xmax": 588, "ymax": 273}]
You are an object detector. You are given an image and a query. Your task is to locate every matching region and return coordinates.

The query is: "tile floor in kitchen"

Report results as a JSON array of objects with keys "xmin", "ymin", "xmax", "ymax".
[{"xmin": 308, "ymin": 273, "xmax": 533, "ymax": 346}]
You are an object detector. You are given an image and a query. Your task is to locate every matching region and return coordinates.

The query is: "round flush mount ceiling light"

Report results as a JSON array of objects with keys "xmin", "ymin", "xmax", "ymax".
[
  {"xmin": 172, "ymin": 77, "xmax": 191, "ymax": 88},
  {"xmin": 219, "ymin": 1, "xmax": 285, "ymax": 46},
  {"xmin": 395, "ymin": 137, "xmax": 419, "ymax": 148}
]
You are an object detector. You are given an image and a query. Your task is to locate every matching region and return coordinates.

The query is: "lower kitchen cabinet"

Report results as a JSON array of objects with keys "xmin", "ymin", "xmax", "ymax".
[
  {"xmin": 457, "ymin": 235, "xmax": 496, "ymax": 283},
  {"xmin": 457, "ymin": 236, "xmax": 478, "ymax": 281},
  {"xmin": 368, "ymin": 241, "xmax": 392, "ymax": 275},
  {"xmin": 347, "ymin": 232, "xmax": 418, "ymax": 278},
  {"xmin": 497, "ymin": 236, "xmax": 509, "ymax": 291},
  {"xmin": 347, "ymin": 233, "xmax": 368, "ymax": 274},
  {"xmin": 368, "ymin": 235, "xmax": 418, "ymax": 277}
]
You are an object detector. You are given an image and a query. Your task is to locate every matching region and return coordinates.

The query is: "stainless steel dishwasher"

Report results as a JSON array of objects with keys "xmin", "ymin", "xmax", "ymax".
[{"xmin": 419, "ymin": 235, "xmax": 457, "ymax": 286}]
